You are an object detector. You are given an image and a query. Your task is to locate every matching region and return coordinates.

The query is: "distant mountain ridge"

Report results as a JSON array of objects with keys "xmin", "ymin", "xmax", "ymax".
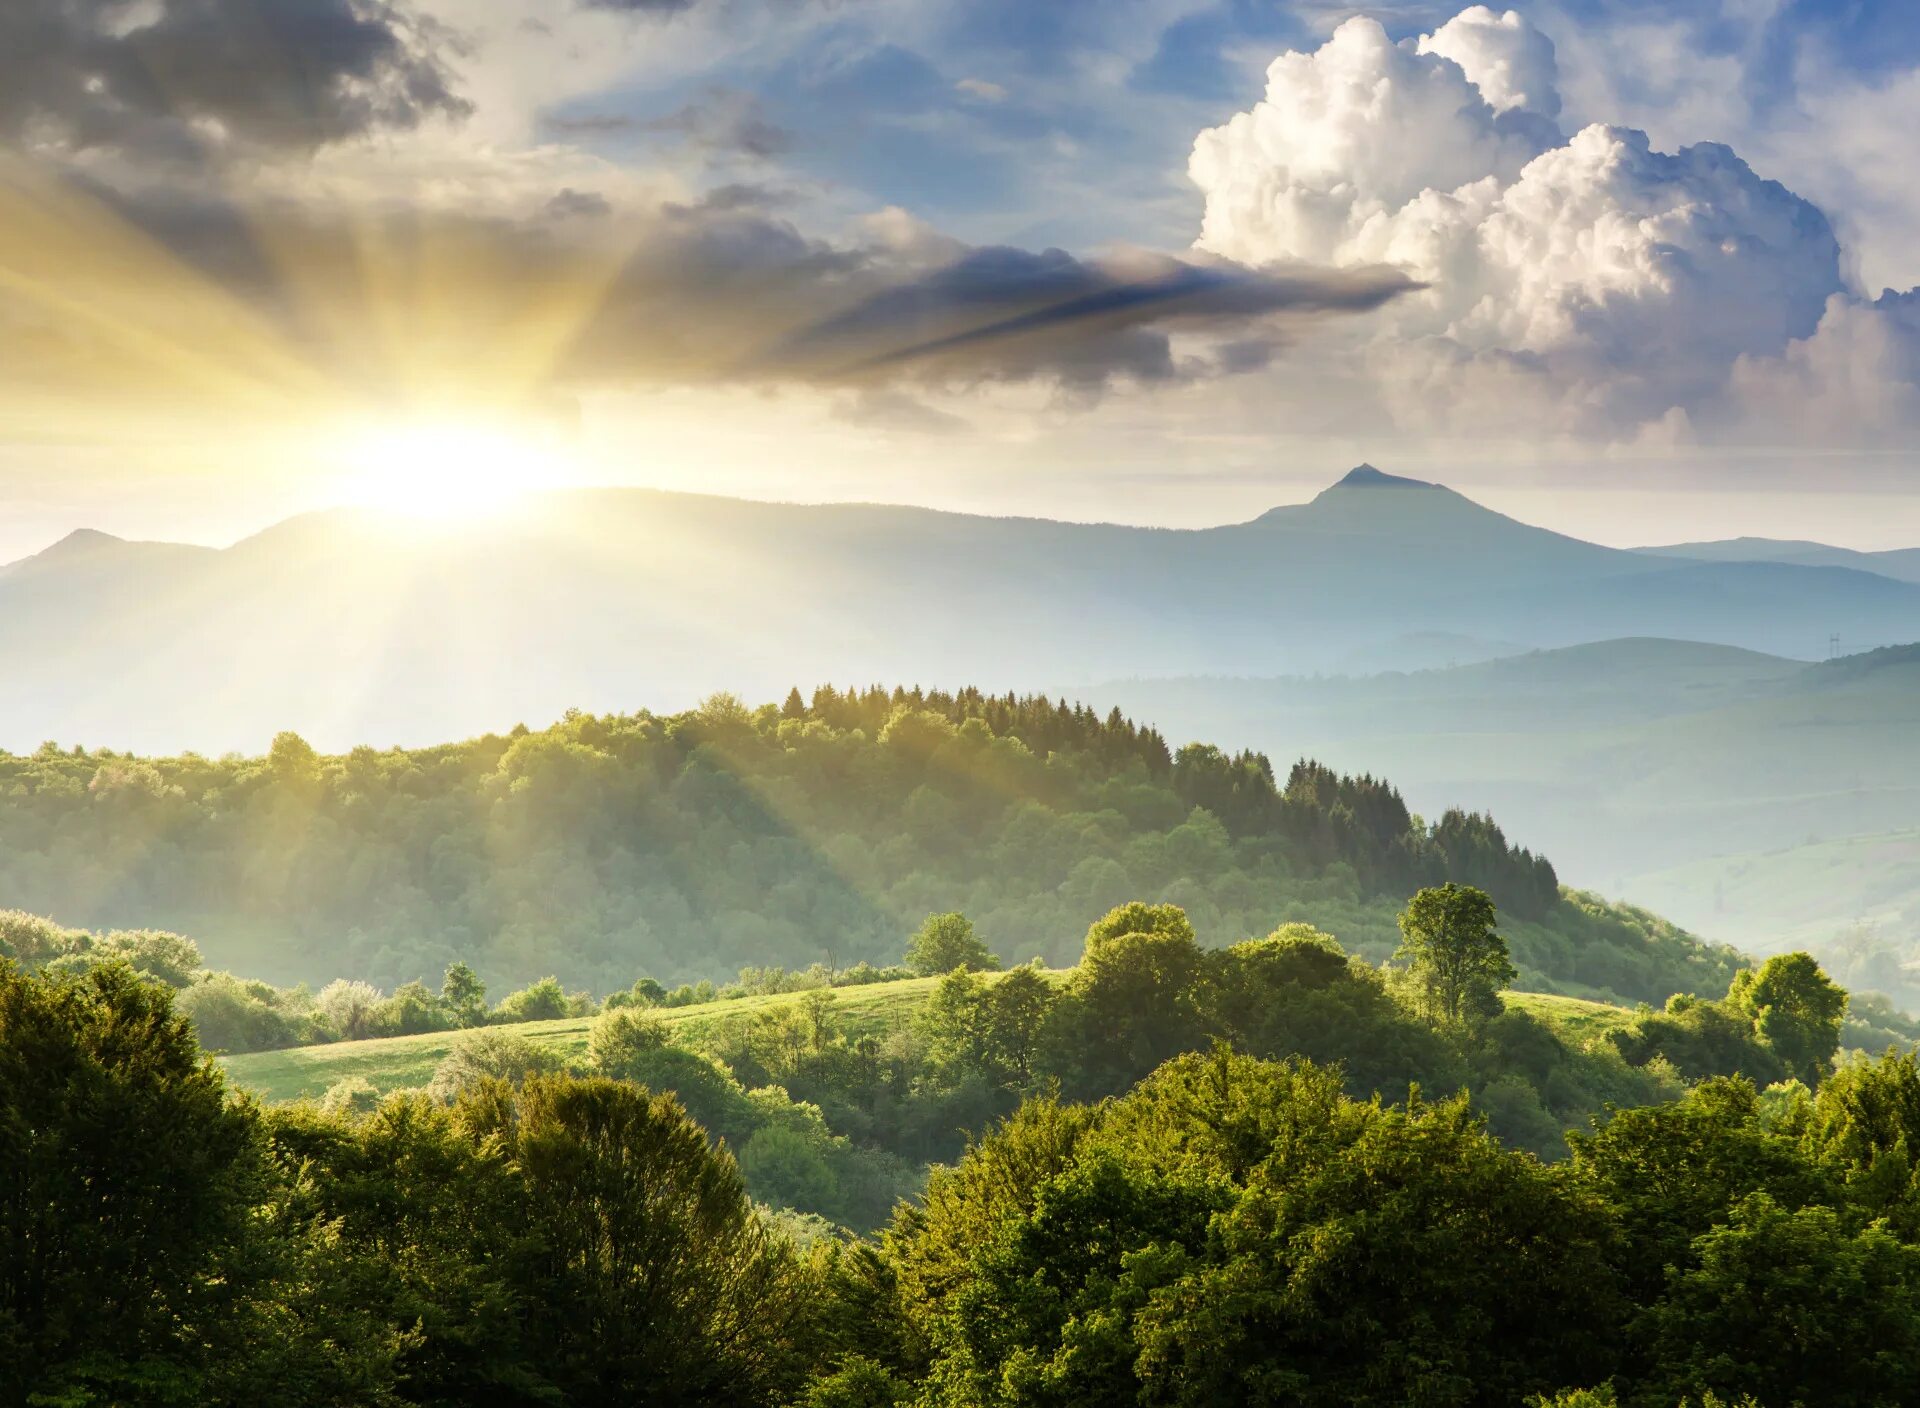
[
  {"xmin": 4, "ymin": 468, "xmax": 1919, "ymax": 752},
  {"xmin": 1079, "ymin": 634, "xmax": 1920, "ymax": 963},
  {"xmin": 1637, "ymin": 536, "xmax": 1920, "ymax": 586}
]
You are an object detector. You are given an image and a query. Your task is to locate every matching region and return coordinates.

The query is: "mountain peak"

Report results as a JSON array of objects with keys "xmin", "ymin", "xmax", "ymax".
[
  {"xmin": 45, "ymin": 527, "xmax": 124, "ymax": 554},
  {"xmin": 1328, "ymin": 464, "xmax": 1435, "ymax": 491}
]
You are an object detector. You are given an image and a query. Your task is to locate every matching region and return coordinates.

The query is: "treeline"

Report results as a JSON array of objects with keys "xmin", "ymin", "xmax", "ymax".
[
  {"xmin": 299, "ymin": 894, "xmax": 1849, "ymax": 1222},
  {"xmin": 8, "ymin": 932, "xmax": 1919, "ymax": 1407},
  {"xmin": 0, "ymin": 688, "xmax": 1734, "ymax": 1004}
]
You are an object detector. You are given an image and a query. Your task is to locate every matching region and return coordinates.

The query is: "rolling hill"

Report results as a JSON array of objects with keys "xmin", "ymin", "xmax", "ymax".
[
  {"xmin": 6, "ymin": 465, "xmax": 1919, "ymax": 753},
  {"xmin": 1081, "ymin": 637, "xmax": 1920, "ymax": 978},
  {"xmin": 219, "ymin": 975, "xmax": 1634, "ymax": 1106},
  {"xmin": 1639, "ymin": 536, "xmax": 1920, "ymax": 585}
]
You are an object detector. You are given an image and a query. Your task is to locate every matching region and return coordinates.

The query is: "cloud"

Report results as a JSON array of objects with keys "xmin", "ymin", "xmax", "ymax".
[
  {"xmin": 1417, "ymin": 5, "xmax": 1560, "ymax": 119},
  {"xmin": 831, "ymin": 389, "xmax": 969, "ymax": 436},
  {"xmin": 579, "ymin": 0, "xmax": 699, "ymax": 12},
  {"xmin": 0, "ymin": 171, "xmax": 1415, "ymax": 430},
  {"xmin": 955, "ymin": 78, "xmax": 1009, "ymax": 103},
  {"xmin": 0, "ymin": 0, "xmax": 467, "ymax": 158},
  {"xmin": 1189, "ymin": 10, "xmax": 1856, "ymax": 437},
  {"xmin": 546, "ymin": 188, "xmax": 613, "ymax": 220},
  {"xmin": 1724, "ymin": 288, "xmax": 1920, "ymax": 444},
  {"xmin": 761, "ymin": 244, "xmax": 1414, "ymax": 390},
  {"xmin": 644, "ymin": 88, "xmax": 794, "ymax": 158}
]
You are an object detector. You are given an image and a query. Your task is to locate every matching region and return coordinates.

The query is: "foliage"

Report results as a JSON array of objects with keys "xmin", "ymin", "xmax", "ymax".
[
  {"xmin": 15, "ymin": 947, "xmax": 1920, "ymax": 1408},
  {"xmin": 0, "ymin": 690, "xmax": 1736, "ymax": 1007},
  {"xmin": 904, "ymin": 912, "xmax": 1000, "ymax": 976},
  {"xmin": 1611, "ymin": 952, "xmax": 1848, "ymax": 1090},
  {"xmin": 426, "ymin": 1029, "xmax": 566, "ymax": 1103},
  {"xmin": 1727, "ymin": 951, "xmax": 1849, "ymax": 1087},
  {"xmin": 1395, "ymin": 882, "xmax": 1517, "ymax": 1029},
  {"xmin": 588, "ymin": 1005, "xmax": 672, "ymax": 1078}
]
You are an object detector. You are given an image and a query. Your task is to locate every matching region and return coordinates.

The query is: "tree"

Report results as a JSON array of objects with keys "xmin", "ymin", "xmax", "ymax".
[
  {"xmin": 492, "ymin": 974, "xmax": 570, "ymax": 1023},
  {"xmin": 0, "ymin": 910, "xmax": 82, "ymax": 969},
  {"xmin": 427, "ymin": 1029, "xmax": 565, "ymax": 1102},
  {"xmin": 1727, "ymin": 951, "xmax": 1847, "ymax": 1087},
  {"xmin": 177, "ymin": 973, "xmax": 301, "ymax": 1054},
  {"xmin": 267, "ymin": 729, "xmax": 320, "ymax": 782},
  {"xmin": 1639, "ymin": 1194, "xmax": 1920, "ymax": 1408},
  {"xmin": 905, "ymin": 913, "xmax": 999, "ymax": 976},
  {"xmin": 316, "ymin": 977, "xmax": 386, "ymax": 1040},
  {"xmin": 92, "ymin": 928, "xmax": 204, "ymax": 987},
  {"xmin": 0, "ymin": 961, "xmax": 262, "ymax": 1398},
  {"xmin": 461, "ymin": 1075, "xmax": 808, "ymax": 1404},
  {"xmin": 1394, "ymin": 883, "xmax": 1515, "ymax": 1029},
  {"xmin": 588, "ymin": 1006, "xmax": 671, "ymax": 1080},
  {"xmin": 441, "ymin": 960, "xmax": 486, "ymax": 1025},
  {"xmin": 1047, "ymin": 903, "xmax": 1207, "ymax": 1095}
]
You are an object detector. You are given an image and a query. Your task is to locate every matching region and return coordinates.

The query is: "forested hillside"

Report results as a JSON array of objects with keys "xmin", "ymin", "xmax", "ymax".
[
  {"xmin": 1087, "ymin": 637, "xmax": 1920, "ymax": 982},
  {"xmin": 0, "ymin": 686, "xmax": 1737, "ymax": 1003}
]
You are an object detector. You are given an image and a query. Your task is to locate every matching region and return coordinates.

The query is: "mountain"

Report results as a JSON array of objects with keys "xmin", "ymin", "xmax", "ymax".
[
  {"xmin": 1638, "ymin": 535, "xmax": 1920, "ymax": 585},
  {"xmin": 1079, "ymin": 636, "xmax": 1920, "ymax": 975},
  {"xmin": 5, "ymin": 468, "xmax": 1920, "ymax": 752}
]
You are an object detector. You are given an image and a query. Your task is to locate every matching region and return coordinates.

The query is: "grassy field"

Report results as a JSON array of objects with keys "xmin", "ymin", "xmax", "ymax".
[
  {"xmin": 222, "ymin": 975, "xmax": 1632, "ymax": 1105},
  {"xmin": 1505, "ymin": 990, "xmax": 1640, "ymax": 1046},
  {"xmin": 221, "ymin": 975, "xmax": 948, "ymax": 1104}
]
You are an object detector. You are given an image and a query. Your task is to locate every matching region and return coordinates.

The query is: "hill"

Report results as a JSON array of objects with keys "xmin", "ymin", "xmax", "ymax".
[
  {"xmin": 1081, "ymin": 637, "xmax": 1920, "ymax": 982},
  {"xmin": 1639, "ymin": 535, "xmax": 1920, "ymax": 584},
  {"xmin": 221, "ymin": 974, "xmax": 951, "ymax": 1104},
  {"xmin": 5, "ymin": 467, "xmax": 1919, "ymax": 752},
  {"xmin": 0, "ymin": 687, "xmax": 1741, "ymax": 1006},
  {"xmin": 220, "ymin": 976, "xmax": 1641, "ymax": 1107}
]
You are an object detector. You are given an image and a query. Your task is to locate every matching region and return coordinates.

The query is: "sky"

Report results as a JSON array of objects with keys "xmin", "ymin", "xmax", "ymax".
[{"xmin": 3, "ymin": 0, "xmax": 1920, "ymax": 560}]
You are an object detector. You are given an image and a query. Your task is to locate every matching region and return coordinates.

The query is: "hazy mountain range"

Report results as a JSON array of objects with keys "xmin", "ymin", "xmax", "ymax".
[
  {"xmin": 6, "ymin": 465, "xmax": 1919, "ymax": 755},
  {"xmin": 1084, "ymin": 638, "xmax": 1920, "ymax": 987}
]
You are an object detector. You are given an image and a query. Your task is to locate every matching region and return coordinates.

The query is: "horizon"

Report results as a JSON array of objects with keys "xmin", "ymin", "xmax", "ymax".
[{"xmin": 7, "ymin": 462, "xmax": 1918, "ymax": 564}]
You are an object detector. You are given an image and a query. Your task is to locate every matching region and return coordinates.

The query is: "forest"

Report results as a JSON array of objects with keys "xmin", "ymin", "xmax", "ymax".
[
  {"xmin": 6, "ymin": 888, "xmax": 1917, "ymax": 1408},
  {"xmin": 9, "ymin": 691, "xmax": 1913, "ymax": 1405},
  {"xmin": 0, "ymin": 687, "xmax": 1734, "ymax": 1004}
]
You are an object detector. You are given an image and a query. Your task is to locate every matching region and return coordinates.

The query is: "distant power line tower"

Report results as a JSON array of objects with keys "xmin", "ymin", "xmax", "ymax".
[{"xmin": 1829, "ymin": 633, "xmax": 1842, "ymax": 660}]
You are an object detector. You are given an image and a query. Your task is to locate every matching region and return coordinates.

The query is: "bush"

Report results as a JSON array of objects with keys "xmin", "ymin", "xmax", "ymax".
[
  {"xmin": 318, "ymin": 1076, "xmax": 383, "ymax": 1117},
  {"xmin": 316, "ymin": 979, "xmax": 387, "ymax": 1041},
  {"xmin": 588, "ymin": 1007, "xmax": 671, "ymax": 1079},
  {"xmin": 428, "ymin": 1030, "xmax": 566, "ymax": 1103},
  {"xmin": 177, "ymin": 974, "xmax": 301, "ymax": 1054},
  {"xmin": 491, "ymin": 976, "xmax": 569, "ymax": 1024}
]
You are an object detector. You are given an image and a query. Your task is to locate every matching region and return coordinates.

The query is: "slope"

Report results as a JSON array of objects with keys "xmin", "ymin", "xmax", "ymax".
[{"xmin": 5, "ymin": 469, "xmax": 1918, "ymax": 752}]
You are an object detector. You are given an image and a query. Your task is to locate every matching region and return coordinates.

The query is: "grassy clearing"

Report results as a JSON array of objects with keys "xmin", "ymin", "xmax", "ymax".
[
  {"xmin": 221, "ymin": 975, "xmax": 947, "ymax": 1104},
  {"xmin": 1505, "ymin": 990, "xmax": 1640, "ymax": 1047},
  {"xmin": 223, "ymin": 975, "xmax": 1629, "ymax": 1105}
]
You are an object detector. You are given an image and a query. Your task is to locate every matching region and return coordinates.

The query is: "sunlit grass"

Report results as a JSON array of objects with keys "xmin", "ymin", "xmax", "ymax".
[{"xmin": 223, "ymin": 978, "xmax": 1619, "ymax": 1105}]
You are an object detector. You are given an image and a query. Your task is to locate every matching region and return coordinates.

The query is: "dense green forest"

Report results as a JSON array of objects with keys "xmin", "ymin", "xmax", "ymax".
[
  {"xmin": 0, "ymin": 687, "xmax": 1738, "ymax": 1004},
  {"xmin": 8, "ymin": 901, "xmax": 1920, "ymax": 1408}
]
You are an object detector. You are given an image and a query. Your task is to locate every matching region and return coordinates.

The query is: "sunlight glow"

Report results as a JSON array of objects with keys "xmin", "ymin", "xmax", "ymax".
[{"xmin": 336, "ymin": 420, "xmax": 567, "ymax": 522}]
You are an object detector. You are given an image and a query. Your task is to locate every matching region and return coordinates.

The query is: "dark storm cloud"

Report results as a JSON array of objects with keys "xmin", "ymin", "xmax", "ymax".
[{"xmin": 0, "ymin": 0, "xmax": 468, "ymax": 156}]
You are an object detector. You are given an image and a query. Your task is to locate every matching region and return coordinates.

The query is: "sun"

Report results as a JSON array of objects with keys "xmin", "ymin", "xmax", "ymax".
[{"xmin": 336, "ymin": 419, "xmax": 565, "ymax": 522}]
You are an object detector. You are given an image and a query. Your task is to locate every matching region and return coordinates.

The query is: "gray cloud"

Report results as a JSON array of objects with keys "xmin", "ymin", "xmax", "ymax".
[
  {"xmin": 763, "ymin": 245, "xmax": 1416, "ymax": 389},
  {"xmin": 0, "ymin": 173, "xmax": 1415, "ymax": 414},
  {"xmin": 643, "ymin": 88, "xmax": 794, "ymax": 159},
  {"xmin": 0, "ymin": 0, "xmax": 468, "ymax": 158},
  {"xmin": 546, "ymin": 188, "xmax": 614, "ymax": 220}
]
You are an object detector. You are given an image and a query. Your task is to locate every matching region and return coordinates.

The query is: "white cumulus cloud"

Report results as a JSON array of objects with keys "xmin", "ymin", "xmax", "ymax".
[{"xmin": 1187, "ymin": 9, "xmax": 1893, "ymax": 442}]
